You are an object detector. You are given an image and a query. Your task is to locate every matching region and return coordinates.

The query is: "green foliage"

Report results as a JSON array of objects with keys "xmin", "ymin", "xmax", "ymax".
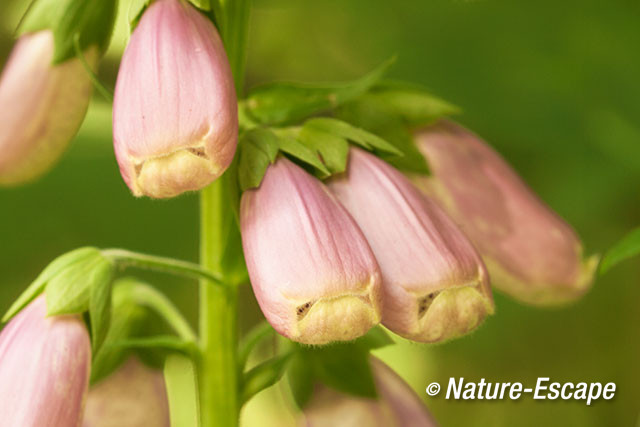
[
  {"xmin": 89, "ymin": 270, "xmax": 113, "ymax": 353},
  {"xmin": 2, "ymin": 247, "xmax": 99, "ymax": 322},
  {"xmin": 285, "ymin": 327, "xmax": 394, "ymax": 409},
  {"xmin": 600, "ymin": 227, "xmax": 640, "ymax": 274},
  {"xmin": 19, "ymin": 0, "xmax": 118, "ymax": 63},
  {"xmin": 164, "ymin": 354, "xmax": 201, "ymax": 427},
  {"xmin": 237, "ymin": 118, "xmax": 402, "ymax": 190},
  {"xmin": 240, "ymin": 353, "xmax": 292, "ymax": 404},
  {"xmin": 90, "ymin": 279, "xmax": 148, "ymax": 384},
  {"xmin": 244, "ymin": 58, "xmax": 394, "ymax": 125},
  {"xmin": 238, "ymin": 128, "xmax": 281, "ymax": 190},
  {"xmin": 45, "ymin": 250, "xmax": 113, "ymax": 316},
  {"xmin": 370, "ymin": 80, "xmax": 460, "ymax": 127}
]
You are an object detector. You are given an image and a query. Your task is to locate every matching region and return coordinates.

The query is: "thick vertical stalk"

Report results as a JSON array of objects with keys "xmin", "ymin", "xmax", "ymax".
[
  {"xmin": 199, "ymin": 178, "xmax": 239, "ymax": 427},
  {"xmin": 199, "ymin": 1, "xmax": 249, "ymax": 425}
]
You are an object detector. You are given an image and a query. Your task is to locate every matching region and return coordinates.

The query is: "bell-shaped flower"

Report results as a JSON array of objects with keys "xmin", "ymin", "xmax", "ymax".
[
  {"xmin": 329, "ymin": 148, "xmax": 493, "ymax": 343},
  {"xmin": 113, "ymin": 0, "xmax": 238, "ymax": 198},
  {"xmin": 0, "ymin": 30, "xmax": 95, "ymax": 185},
  {"xmin": 0, "ymin": 296, "xmax": 91, "ymax": 427},
  {"xmin": 300, "ymin": 357, "xmax": 437, "ymax": 427},
  {"xmin": 413, "ymin": 120, "xmax": 598, "ymax": 305},
  {"xmin": 83, "ymin": 357, "xmax": 169, "ymax": 427},
  {"xmin": 240, "ymin": 157, "xmax": 382, "ymax": 345}
]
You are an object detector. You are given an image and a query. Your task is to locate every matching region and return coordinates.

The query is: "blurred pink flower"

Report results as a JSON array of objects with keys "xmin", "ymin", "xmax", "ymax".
[
  {"xmin": 300, "ymin": 357, "xmax": 437, "ymax": 427},
  {"xmin": 413, "ymin": 121, "xmax": 597, "ymax": 305},
  {"xmin": 83, "ymin": 357, "xmax": 169, "ymax": 427},
  {"xmin": 113, "ymin": 0, "xmax": 238, "ymax": 198},
  {"xmin": 0, "ymin": 30, "xmax": 95, "ymax": 185}
]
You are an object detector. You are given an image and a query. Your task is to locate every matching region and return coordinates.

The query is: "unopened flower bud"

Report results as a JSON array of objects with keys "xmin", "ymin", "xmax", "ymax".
[
  {"xmin": 300, "ymin": 357, "xmax": 437, "ymax": 427},
  {"xmin": 413, "ymin": 121, "xmax": 598, "ymax": 305},
  {"xmin": 0, "ymin": 31, "xmax": 95, "ymax": 185},
  {"xmin": 241, "ymin": 157, "xmax": 382, "ymax": 345},
  {"xmin": 83, "ymin": 357, "xmax": 169, "ymax": 427},
  {"xmin": 329, "ymin": 148, "xmax": 493, "ymax": 343},
  {"xmin": 113, "ymin": 0, "xmax": 238, "ymax": 198},
  {"xmin": 0, "ymin": 296, "xmax": 91, "ymax": 426}
]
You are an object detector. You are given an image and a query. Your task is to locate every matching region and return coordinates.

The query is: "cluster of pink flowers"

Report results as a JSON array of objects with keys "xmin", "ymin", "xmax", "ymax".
[{"xmin": 0, "ymin": 0, "xmax": 595, "ymax": 424}]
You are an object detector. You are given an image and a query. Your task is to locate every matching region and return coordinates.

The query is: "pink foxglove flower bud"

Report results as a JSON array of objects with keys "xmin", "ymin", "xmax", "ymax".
[
  {"xmin": 329, "ymin": 148, "xmax": 493, "ymax": 343},
  {"xmin": 413, "ymin": 121, "xmax": 598, "ymax": 305},
  {"xmin": 113, "ymin": 0, "xmax": 238, "ymax": 198},
  {"xmin": 0, "ymin": 296, "xmax": 91, "ymax": 427},
  {"xmin": 83, "ymin": 357, "xmax": 169, "ymax": 427},
  {"xmin": 0, "ymin": 31, "xmax": 95, "ymax": 185},
  {"xmin": 240, "ymin": 157, "xmax": 382, "ymax": 345},
  {"xmin": 300, "ymin": 357, "xmax": 437, "ymax": 427}
]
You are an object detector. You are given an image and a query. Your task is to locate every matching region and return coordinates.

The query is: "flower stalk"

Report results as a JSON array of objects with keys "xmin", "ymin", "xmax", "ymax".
[{"xmin": 198, "ymin": 0, "xmax": 250, "ymax": 424}]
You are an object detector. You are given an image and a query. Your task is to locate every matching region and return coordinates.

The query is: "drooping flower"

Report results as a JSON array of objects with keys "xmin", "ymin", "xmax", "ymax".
[
  {"xmin": 413, "ymin": 120, "xmax": 598, "ymax": 305},
  {"xmin": 113, "ymin": 0, "xmax": 238, "ymax": 198},
  {"xmin": 83, "ymin": 357, "xmax": 170, "ymax": 427},
  {"xmin": 300, "ymin": 357, "xmax": 437, "ymax": 427},
  {"xmin": 328, "ymin": 148, "xmax": 493, "ymax": 343},
  {"xmin": 0, "ymin": 31, "xmax": 95, "ymax": 185},
  {"xmin": 0, "ymin": 295, "xmax": 91, "ymax": 427},
  {"xmin": 240, "ymin": 157, "xmax": 382, "ymax": 345}
]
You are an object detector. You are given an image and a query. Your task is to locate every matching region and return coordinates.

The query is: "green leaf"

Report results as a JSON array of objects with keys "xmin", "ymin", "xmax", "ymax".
[
  {"xmin": 164, "ymin": 354, "xmax": 201, "ymax": 427},
  {"xmin": 90, "ymin": 279, "xmax": 148, "ymax": 384},
  {"xmin": 337, "ymin": 95, "xmax": 430, "ymax": 174},
  {"xmin": 298, "ymin": 124, "xmax": 350, "ymax": 175},
  {"xmin": 358, "ymin": 326, "xmax": 395, "ymax": 350},
  {"xmin": 285, "ymin": 327, "xmax": 394, "ymax": 408},
  {"xmin": 89, "ymin": 270, "xmax": 114, "ymax": 353},
  {"xmin": 110, "ymin": 335, "xmax": 197, "ymax": 355},
  {"xmin": 46, "ymin": 253, "xmax": 114, "ymax": 316},
  {"xmin": 238, "ymin": 128, "xmax": 280, "ymax": 191},
  {"xmin": 189, "ymin": 0, "xmax": 211, "ymax": 11},
  {"xmin": 128, "ymin": 0, "xmax": 150, "ymax": 32},
  {"xmin": 241, "ymin": 353, "xmax": 292, "ymax": 404},
  {"xmin": 304, "ymin": 118, "xmax": 403, "ymax": 156},
  {"xmin": 600, "ymin": 227, "xmax": 640, "ymax": 274},
  {"xmin": 20, "ymin": 0, "xmax": 118, "ymax": 63},
  {"xmin": 313, "ymin": 346, "xmax": 376, "ymax": 398},
  {"xmin": 238, "ymin": 322, "xmax": 275, "ymax": 370},
  {"xmin": 125, "ymin": 279, "xmax": 197, "ymax": 341},
  {"xmin": 371, "ymin": 80, "xmax": 460, "ymax": 127},
  {"xmin": 245, "ymin": 58, "xmax": 395, "ymax": 125},
  {"xmin": 276, "ymin": 135, "xmax": 329, "ymax": 176},
  {"xmin": 2, "ymin": 247, "xmax": 99, "ymax": 323},
  {"xmin": 286, "ymin": 351, "xmax": 315, "ymax": 409}
]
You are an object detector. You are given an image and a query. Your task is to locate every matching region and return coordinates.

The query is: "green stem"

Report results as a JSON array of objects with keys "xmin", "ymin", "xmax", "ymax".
[
  {"xmin": 73, "ymin": 34, "xmax": 113, "ymax": 101},
  {"xmin": 199, "ymin": 181, "xmax": 240, "ymax": 427},
  {"xmin": 127, "ymin": 282, "xmax": 198, "ymax": 341},
  {"xmin": 199, "ymin": 0, "xmax": 250, "ymax": 425},
  {"xmin": 102, "ymin": 248, "xmax": 225, "ymax": 287}
]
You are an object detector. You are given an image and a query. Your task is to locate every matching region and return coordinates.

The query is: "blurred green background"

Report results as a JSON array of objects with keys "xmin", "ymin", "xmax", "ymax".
[{"xmin": 1, "ymin": 0, "xmax": 639, "ymax": 426}]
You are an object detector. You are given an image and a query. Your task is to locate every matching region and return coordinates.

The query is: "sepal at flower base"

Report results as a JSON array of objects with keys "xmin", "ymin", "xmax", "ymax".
[{"xmin": 2, "ymin": 247, "xmax": 116, "ymax": 354}]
